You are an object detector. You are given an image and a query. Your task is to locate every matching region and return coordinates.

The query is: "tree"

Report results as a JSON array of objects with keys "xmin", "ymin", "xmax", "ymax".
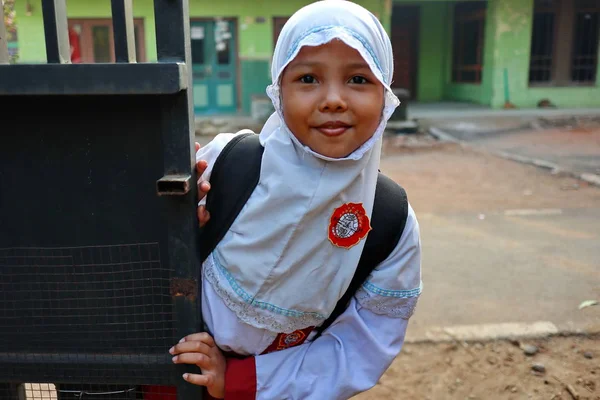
[{"xmin": 2, "ymin": 0, "xmax": 17, "ymax": 62}]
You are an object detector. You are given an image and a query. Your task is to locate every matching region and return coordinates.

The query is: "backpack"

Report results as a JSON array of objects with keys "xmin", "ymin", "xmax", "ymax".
[{"xmin": 199, "ymin": 133, "xmax": 408, "ymax": 337}]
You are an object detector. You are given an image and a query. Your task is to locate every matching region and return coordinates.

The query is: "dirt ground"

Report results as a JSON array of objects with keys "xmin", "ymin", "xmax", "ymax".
[
  {"xmin": 379, "ymin": 135, "xmax": 600, "ymax": 214},
  {"xmin": 351, "ymin": 133, "xmax": 600, "ymax": 400},
  {"xmin": 355, "ymin": 335, "xmax": 600, "ymax": 400}
]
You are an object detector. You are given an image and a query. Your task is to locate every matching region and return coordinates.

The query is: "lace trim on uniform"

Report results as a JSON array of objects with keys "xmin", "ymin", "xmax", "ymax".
[
  {"xmin": 355, "ymin": 281, "xmax": 422, "ymax": 319},
  {"xmin": 203, "ymin": 252, "xmax": 327, "ymax": 334}
]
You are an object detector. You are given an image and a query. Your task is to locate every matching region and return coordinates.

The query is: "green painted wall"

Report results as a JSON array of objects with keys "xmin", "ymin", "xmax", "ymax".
[
  {"xmin": 416, "ymin": 2, "xmax": 448, "ymax": 101},
  {"xmin": 486, "ymin": 0, "xmax": 600, "ymax": 109},
  {"xmin": 19, "ymin": 0, "xmax": 599, "ymax": 109},
  {"xmin": 15, "ymin": 0, "xmax": 386, "ymax": 114}
]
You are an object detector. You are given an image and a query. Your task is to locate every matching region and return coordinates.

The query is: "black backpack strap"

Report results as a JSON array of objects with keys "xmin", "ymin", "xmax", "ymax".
[
  {"xmin": 314, "ymin": 173, "xmax": 408, "ymax": 338},
  {"xmin": 198, "ymin": 133, "xmax": 264, "ymax": 262}
]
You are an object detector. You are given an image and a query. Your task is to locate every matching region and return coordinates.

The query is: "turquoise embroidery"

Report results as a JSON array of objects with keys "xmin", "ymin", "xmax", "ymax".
[
  {"xmin": 212, "ymin": 253, "xmax": 327, "ymax": 320},
  {"xmin": 362, "ymin": 280, "xmax": 422, "ymax": 298}
]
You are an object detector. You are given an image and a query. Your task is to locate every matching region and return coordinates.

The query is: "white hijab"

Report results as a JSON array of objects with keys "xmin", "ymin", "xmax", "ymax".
[{"xmin": 204, "ymin": 0, "xmax": 400, "ymax": 333}]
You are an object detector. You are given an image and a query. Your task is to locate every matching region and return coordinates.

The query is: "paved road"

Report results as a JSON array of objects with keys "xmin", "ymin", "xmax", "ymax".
[
  {"xmin": 432, "ymin": 120, "xmax": 600, "ymax": 178},
  {"xmin": 380, "ymin": 143, "xmax": 600, "ymax": 341},
  {"xmin": 407, "ymin": 207, "xmax": 600, "ymax": 340}
]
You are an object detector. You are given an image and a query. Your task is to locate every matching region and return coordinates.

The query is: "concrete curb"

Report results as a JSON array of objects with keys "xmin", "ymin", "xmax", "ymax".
[
  {"xmin": 405, "ymin": 321, "xmax": 600, "ymax": 344},
  {"xmin": 428, "ymin": 127, "xmax": 600, "ymax": 188}
]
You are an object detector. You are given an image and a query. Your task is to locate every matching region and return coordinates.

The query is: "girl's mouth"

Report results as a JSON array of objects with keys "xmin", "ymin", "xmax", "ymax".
[{"xmin": 314, "ymin": 121, "xmax": 352, "ymax": 137}]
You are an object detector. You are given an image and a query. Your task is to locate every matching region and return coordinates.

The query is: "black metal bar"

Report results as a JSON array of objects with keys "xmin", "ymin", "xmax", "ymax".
[
  {"xmin": 154, "ymin": 0, "xmax": 192, "ymax": 63},
  {"xmin": 0, "ymin": 6, "xmax": 9, "ymax": 64},
  {"xmin": 41, "ymin": 0, "xmax": 71, "ymax": 63},
  {"xmin": 111, "ymin": 0, "xmax": 137, "ymax": 63},
  {"xmin": 153, "ymin": 2, "xmax": 200, "ymax": 399},
  {"xmin": 0, "ymin": 352, "xmax": 170, "ymax": 365},
  {"xmin": 0, "ymin": 62, "xmax": 187, "ymax": 95}
]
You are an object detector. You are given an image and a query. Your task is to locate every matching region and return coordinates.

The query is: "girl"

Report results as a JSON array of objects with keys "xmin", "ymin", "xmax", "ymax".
[{"xmin": 170, "ymin": 1, "xmax": 422, "ymax": 398}]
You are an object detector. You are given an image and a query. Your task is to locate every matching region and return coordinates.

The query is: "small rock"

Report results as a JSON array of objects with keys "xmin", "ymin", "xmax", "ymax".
[
  {"xmin": 487, "ymin": 356, "xmax": 498, "ymax": 365},
  {"xmin": 474, "ymin": 343, "xmax": 484, "ymax": 350},
  {"xmin": 584, "ymin": 380, "xmax": 595, "ymax": 391},
  {"xmin": 456, "ymin": 378, "xmax": 462, "ymax": 385},
  {"xmin": 511, "ymin": 386, "xmax": 518, "ymax": 393},
  {"xmin": 522, "ymin": 344, "xmax": 539, "ymax": 356},
  {"xmin": 583, "ymin": 351, "xmax": 593, "ymax": 359},
  {"xmin": 532, "ymin": 363, "xmax": 546, "ymax": 373}
]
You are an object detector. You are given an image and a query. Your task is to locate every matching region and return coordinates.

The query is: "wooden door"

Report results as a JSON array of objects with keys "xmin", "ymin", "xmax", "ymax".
[
  {"xmin": 191, "ymin": 20, "xmax": 237, "ymax": 115},
  {"xmin": 391, "ymin": 6, "xmax": 420, "ymax": 98}
]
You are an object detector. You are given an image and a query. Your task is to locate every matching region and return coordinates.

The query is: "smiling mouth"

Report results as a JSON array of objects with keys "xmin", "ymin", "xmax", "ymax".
[{"xmin": 314, "ymin": 122, "xmax": 352, "ymax": 137}]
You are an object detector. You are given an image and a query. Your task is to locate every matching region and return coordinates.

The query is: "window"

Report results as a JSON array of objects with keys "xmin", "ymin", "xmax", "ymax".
[
  {"xmin": 452, "ymin": 2, "xmax": 487, "ymax": 84},
  {"xmin": 68, "ymin": 19, "xmax": 146, "ymax": 63},
  {"xmin": 571, "ymin": 0, "xmax": 599, "ymax": 83},
  {"xmin": 529, "ymin": 0, "xmax": 599, "ymax": 85},
  {"xmin": 529, "ymin": 0, "xmax": 559, "ymax": 83}
]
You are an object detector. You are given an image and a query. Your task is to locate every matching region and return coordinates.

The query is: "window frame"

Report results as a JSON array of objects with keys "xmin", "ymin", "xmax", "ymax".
[{"xmin": 528, "ymin": 0, "xmax": 599, "ymax": 87}]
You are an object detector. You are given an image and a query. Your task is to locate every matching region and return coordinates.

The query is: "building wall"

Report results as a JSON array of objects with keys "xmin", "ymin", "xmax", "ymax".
[
  {"xmin": 486, "ymin": 0, "xmax": 600, "ymax": 109},
  {"xmin": 14, "ymin": 0, "xmax": 157, "ymax": 62},
  {"xmin": 15, "ymin": 0, "xmax": 386, "ymax": 115},
  {"xmin": 392, "ymin": 0, "xmax": 492, "ymax": 104},
  {"xmin": 416, "ymin": 2, "xmax": 449, "ymax": 102}
]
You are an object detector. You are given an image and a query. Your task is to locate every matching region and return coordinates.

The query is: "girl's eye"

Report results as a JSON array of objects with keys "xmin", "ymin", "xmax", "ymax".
[
  {"xmin": 349, "ymin": 76, "xmax": 368, "ymax": 84},
  {"xmin": 299, "ymin": 75, "xmax": 317, "ymax": 84}
]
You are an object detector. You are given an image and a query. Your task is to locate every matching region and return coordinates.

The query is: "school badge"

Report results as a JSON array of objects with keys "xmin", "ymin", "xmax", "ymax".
[
  {"xmin": 261, "ymin": 327, "xmax": 314, "ymax": 354},
  {"xmin": 328, "ymin": 203, "xmax": 372, "ymax": 249}
]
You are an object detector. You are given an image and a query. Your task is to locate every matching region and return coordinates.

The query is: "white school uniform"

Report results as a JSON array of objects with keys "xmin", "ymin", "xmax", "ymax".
[{"xmin": 195, "ymin": 1, "xmax": 422, "ymax": 399}]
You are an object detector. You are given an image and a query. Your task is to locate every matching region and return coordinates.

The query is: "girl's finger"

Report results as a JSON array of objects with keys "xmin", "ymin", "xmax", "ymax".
[
  {"xmin": 195, "ymin": 142, "xmax": 200, "ymax": 152},
  {"xmin": 172, "ymin": 352, "xmax": 212, "ymax": 369},
  {"xmin": 197, "ymin": 207, "xmax": 210, "ymax": 227},
  {"xmin": 179, "ymin": 332, "xmax": 216, "ymax": 347},
  {"xmin": 170, "ymin": 340, "xmax": 213, "ymax": 356},
  {"xmin": 197, "ymin": 181, "xmax": 210, "ymax": 198},
  {"xmin": 183, "ymin": 373, "xmax": 211, "ymax": 387},
  {"xmin": 196, "ymin": 160, "xmax": 208, "ymax": 175},
  {"xmin": 198, "ymin": 210, "xmax": 210, "ymax": 228}
]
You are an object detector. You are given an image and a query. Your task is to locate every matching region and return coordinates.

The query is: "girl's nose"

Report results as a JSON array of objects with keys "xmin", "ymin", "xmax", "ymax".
[{"xmin": 318, "ymin": 85, "xmax": 348, "ymax": 112}]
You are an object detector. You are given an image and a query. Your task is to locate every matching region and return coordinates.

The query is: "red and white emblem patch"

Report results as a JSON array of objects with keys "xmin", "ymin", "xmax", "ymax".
[
  {"xmin": 328, "ymin": 203, "xmax": 372, "ymax": 249},
  {"xmin": 261, "ymin": 327, "xmax": 314, "ymax": 354}
]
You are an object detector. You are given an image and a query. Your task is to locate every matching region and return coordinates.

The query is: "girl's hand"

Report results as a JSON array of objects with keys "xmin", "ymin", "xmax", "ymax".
[
  {"xmin": 170, "ymin": 332, "xmax": 226, "ymax": 399},
  {"xmin": 195, "ymin": 142, "xmax": 211, "ymax": 228}
]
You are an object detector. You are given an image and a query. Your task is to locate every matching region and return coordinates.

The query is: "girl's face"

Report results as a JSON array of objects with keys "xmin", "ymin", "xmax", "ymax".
[{"xmin": 280, "ymin": 40, "xmax": 385, "ymax": 159}]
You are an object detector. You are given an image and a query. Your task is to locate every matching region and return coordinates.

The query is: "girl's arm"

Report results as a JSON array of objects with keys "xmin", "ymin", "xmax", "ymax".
[{"xmin": 226, "ymin": 205, "xmax": 422, "ymax": 400}]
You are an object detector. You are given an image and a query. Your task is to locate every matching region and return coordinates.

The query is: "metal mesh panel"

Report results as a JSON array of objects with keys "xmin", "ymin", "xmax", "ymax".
[
  {"xmin": 0, "ymin": 93, "xmax": 201, "ymax": 399},
  {"xmin": 0, "ymin": 244, "xmax": 172, "ymax": 352},
  {"xmin": 0, "ymin": 383, "xmax": 179, "ymax": 399},
  {"xmin": 0, "ymin": 244, "xmax": 178, "ymax": 394}
]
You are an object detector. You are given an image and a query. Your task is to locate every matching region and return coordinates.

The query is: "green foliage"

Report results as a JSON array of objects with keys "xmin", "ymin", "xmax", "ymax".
[{"xmin": 3, "ymin": 0, "xmax": 17, "ymax": 62}]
